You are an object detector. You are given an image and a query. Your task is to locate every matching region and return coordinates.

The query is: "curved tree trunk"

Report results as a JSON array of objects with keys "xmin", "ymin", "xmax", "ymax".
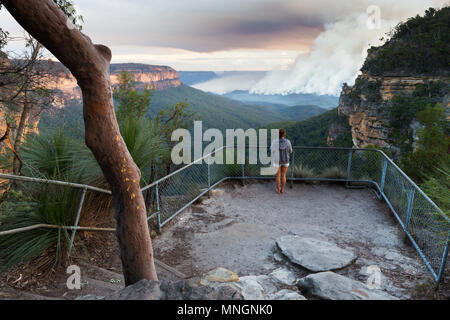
[{"xmin": 2, "ymin": 0, "xmax": 158, "ymax": 284}]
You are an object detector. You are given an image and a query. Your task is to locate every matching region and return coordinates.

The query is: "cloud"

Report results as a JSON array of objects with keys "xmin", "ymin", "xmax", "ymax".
[
  {"xmin": 1, "ymin": 0, "xmax": 447, "ymax": 75},
  {"xmin": 250, "ymin": 0, "xmax": 449, "ymax": 96}
]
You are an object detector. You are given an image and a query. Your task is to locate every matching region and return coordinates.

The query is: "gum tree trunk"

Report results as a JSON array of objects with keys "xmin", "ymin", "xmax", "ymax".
[{"xmin": 2, "ymin": 0, "xmax": 158, "ymax": 284}]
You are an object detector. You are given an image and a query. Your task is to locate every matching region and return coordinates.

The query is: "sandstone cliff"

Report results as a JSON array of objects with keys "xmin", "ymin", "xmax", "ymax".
[
  {"xmin": 333, "ymin": 7, "xmax": 450, "ymax": 154},
  {"xmin": 337, "ymin": 74, "xmax": 449, "ymax": 151},
  {"xmin": 0, "ymin": 60, "xmax": 181, "ymax": 143},
  {"xmin": 45, "ymin": 62, "xmax": 181, "ymax": 104}
]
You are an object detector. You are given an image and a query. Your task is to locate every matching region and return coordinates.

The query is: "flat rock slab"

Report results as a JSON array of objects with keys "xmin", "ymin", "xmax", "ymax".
[
  {"xmin": 276, "ymin": 236, "xmax": 357, "ymax": 272},
  {"xmin": 297, "ymin": 272, "xmax": 398, "ymax": 300}
]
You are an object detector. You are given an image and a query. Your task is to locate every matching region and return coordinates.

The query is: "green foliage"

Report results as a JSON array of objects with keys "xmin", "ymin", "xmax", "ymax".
[
  {"xmin": 149, "ymin": 85, "xmax": 287, "ymax": 130},
  {"xmin": 263, "ymin": 108, "xmax": 352, "ymax": 148},
  {"xmin": 387, "ymin": 95, "xmax": 428, "ymax": 153},
  {"xmin": 387, "ymin": 81, "xmax": 448, "ymax": 154},
  {"xmin": 320, "ymin": 167, "xmax": 347, "ymax": 179},
  {"xmin": 400, "ymin": 104, "xmax": 449, "ymax": 183},
  {"xmin": 53, "ymin": 0, "xmax": 84, "ymax": 30},
  {"xmin": 421, "ymin": 165, "xmax": 450, "ymax": 217},
  {"xmin": 292, "ymin": 164, "xmax": 315, "ymax": 179},
  {"xmin": 113, "ymin": 71, "xmax": 152, "ymax": 122},
  {"xmin": 0, "ymin": 129, "xmax": 84, "ymax": 273},
  {"xmin": 351, "ymin": 79, "xmax": 382, "ymax": 104},
  {"xmin": 362, "ymin": 7, "xmax": 450, "ymax": 75}
]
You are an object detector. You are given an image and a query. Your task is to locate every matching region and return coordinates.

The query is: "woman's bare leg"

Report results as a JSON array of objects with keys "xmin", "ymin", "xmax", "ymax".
[
  {"xmin": 280, "ymin": 167, "xmax": 288, "ymax": 193},
  {"xmin": 276, "ymin": 167, "xmax": 281, "ymax": 193}
]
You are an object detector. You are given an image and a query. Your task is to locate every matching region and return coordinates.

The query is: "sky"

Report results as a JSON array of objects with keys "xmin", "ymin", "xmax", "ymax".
[{"xmin": 1, "ymin": 0, "xmax": 448, "ymax": 95}]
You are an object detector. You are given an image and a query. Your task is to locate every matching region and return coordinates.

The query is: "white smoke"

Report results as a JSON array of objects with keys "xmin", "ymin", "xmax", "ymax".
[
  {"xmin": 192, "ymin": 72, "xmax": 266, "ymax": 94},
  {"xmin": 250, "ymin": 0, "xmax": 448, "ymax": 96}
]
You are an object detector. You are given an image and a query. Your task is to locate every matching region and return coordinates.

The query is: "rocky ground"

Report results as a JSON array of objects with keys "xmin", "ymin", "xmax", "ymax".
[
  {"xmin": 1, "ymin": 180, "xmax": 449, "ymax": 300},
  {"xmin": 151, "ymin": 180, "xmax": 449, "ymax": 300}
]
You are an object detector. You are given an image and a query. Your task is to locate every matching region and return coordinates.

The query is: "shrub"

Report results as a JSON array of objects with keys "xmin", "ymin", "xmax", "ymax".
[
  {"xmin": 292, "ymin": 164, "xmax": 315, "ymax": 179},
  {"xmin": 319, "ymin": 167, "xmax": 347, "ymax": 179}
]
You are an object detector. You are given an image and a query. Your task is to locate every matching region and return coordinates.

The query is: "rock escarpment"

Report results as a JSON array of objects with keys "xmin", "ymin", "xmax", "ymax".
[
  {"xmin": 337, "ymin": 74, "xmax": 449, "ymax": 152},
  {"xmin": 331, "ymin": 7, "xmax": 450, "ymax": 154},
  {"xmin": 46, "ymin": 62, "xmax": 181, "ymax": 104}
]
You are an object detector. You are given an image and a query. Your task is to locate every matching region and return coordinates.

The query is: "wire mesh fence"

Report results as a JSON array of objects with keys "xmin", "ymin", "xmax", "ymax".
[
  {"xmin": 1, "ymin": 146, "xmax": 449, "ymax": 283},
  {"xmin": 142, "ymin": 146, "xmax": 450, "ymax": 283}
]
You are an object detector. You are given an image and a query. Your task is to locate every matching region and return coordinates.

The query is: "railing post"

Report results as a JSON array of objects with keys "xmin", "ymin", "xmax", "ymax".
[
  {"xmin": 345, "ymin": 150, "xmax": 353, "ymax": 188},
  {"xmin": 437, "ymin": 231, "xmax": 450, "ymax": 283},
  {"xmin": 404, "ymin": 189, "xmax": 415, "ymax": 243},
  {"xmin": 207, "ymin": 162, "xmax": 211, "ymax": 198},
  {"xmin": 156, "ymin": 183, "xmax": 161, "ymax": 233},
  {"xmin": 290, "ymin": 149, "xmax": 295, "ymax": 189},
  {"xmin": 68, "ymin": 187, "xmax": 87, "ymax": 258},
  {"xmin": 380, "ymin": 158, "xmax": 388, "ymax": 194},
  {"xmin": 241, "ymin": 163, "xmax": 245, "ymax": 186}
]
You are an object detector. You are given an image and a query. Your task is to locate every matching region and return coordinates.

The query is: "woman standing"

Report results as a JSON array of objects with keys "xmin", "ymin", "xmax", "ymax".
[{"xmin": 271, "ymin": 128, "xmax": 293, "ymax": 194}]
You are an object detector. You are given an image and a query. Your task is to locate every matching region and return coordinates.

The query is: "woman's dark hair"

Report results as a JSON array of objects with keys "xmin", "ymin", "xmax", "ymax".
[{"xmin": 279, "ymin": 128, "xmax": 286, "ymax": 139}]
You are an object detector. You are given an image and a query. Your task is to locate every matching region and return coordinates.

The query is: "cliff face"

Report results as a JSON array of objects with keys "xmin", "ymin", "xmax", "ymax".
[
  {"xmin": 45, "ymin": 62, "xmax": 181, "ymax": 104},
  {"xmin": 333, "ymin": 7, "xmax": 450, "ymax": 154},
  {"xmin": 0, "ymin": 61, "xmax": 181, "ymax": 143},
  {"xmin": 337, "ymin": 74, "xmax": 449, "ymax": 151}
]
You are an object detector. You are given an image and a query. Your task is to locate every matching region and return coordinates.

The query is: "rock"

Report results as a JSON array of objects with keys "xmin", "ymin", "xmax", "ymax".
[
  {"xmin": 104, "ymin": 278, "xmax": 242, "ymax": 300},
  {"xmin": 273, "ymin": 252, "xmax": 284, "ymax": 262},
  {"xmin": 234, "ymin": 276, "xmax": 266, "ymax": 300},
  {"xmin": 269, "ymin": 268, "xmax": 297, "ymax": 286},
  {"xmin": 106, "ymin": 279, "xmax": 164, "ymax": 300},
  {"xmin": 269, "ymin": 289, "xmax": 307, "ymax": 300},
  {"xmin": 239, "ymin": 275, "xmax": 278, "ymax": 296},
  {"xmin": 276, "ymin": 236, "xmax": 357, "ymax": 272},
  {"xmin": 160, "ymin": 279, "xmax": 242, "ymax": 300},
  {"xmin": 359, "ymin": 266, "xmax": 409, "ymax": 299},
  {"xmin": 371, "ymin": 248, "xmax": 422, "ymax": 275},
  {"xmin": 200, "ymin": 268, "xmax": 239, "ymax": 284},
  {"xmin": 297, "ymin": 272, "xmax": 398, "ymax": 300}
]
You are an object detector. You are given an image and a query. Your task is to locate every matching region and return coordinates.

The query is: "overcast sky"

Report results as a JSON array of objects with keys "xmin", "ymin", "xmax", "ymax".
[{"xmin": 1, "ymin": 0, "xmax": 447, "ymax": 88}]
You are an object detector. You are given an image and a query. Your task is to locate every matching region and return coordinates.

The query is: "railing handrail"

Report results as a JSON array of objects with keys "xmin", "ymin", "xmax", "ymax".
[
  {"xmin": 1, "ymin": 146, "xmax": 448, "ymax": 283},
  {"xmin": 139, "ymin": 146, "xmax": 448, "ymax": 223},
  {"xmin": 0, "ymin": 173, "xmax": 111, "ymax": 194},
  {"xmin": 1, "ymin": 146, "xmax": 447, "ymax": 222}
]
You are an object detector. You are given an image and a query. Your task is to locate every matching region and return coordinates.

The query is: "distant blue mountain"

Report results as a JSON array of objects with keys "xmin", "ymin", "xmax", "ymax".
[
  {"xmin": 223, "ymin": 90, "xmax": 339, "ymax": 110},
  {"xmin": 178, "ymin": 71, "xmax": 218, "ymax": 86}
]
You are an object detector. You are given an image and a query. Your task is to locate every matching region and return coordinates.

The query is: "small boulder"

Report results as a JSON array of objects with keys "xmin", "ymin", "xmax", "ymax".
[
  {"xmin": 106, "ymin": 279, "xmax": 164, "ymax": 300},
  {"xmin": 297, "ymin": 272, "xmax": 398, "ymax": 300},
  {"xmin": 276, "ymin": 236, "xmax": 357, "ymax": 272},
  {"xmin": 273, "ymin": 252, "xmax": 284, "ymax": 262},
  {"xmin": 201, "ymin": 267, "xmax": 239, "ymax": 285},
  {"xmin": 269, "ymin": 268, "xmax": 297, "ymax": 286},
  {"xmin": 270, "ymin": 289, "xmax": 307, "ymax": 300},
  {"xmin": 234, "ymin": 276, "xmax": 266, "ymax": 300}
]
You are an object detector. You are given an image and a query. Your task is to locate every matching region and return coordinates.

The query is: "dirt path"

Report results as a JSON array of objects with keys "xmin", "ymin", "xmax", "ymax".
[{"xmin": 152, "ymin": 181, "xmax": 438, "ymax": 299}]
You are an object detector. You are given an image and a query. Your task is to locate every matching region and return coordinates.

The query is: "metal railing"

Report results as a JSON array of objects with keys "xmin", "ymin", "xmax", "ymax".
[
  {"xmin": 1, "ymin": 146, "xmax": 449, "ymax": 283},
  {"xmin": 141, "ymin": 146, "xmax": 450, "ymax": 283}
]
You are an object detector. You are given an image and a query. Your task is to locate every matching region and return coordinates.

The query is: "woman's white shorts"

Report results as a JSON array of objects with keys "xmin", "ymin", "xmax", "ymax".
[{"xmin": 272, "ymin": 163, "xmax": 290, "ymax": 168}]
